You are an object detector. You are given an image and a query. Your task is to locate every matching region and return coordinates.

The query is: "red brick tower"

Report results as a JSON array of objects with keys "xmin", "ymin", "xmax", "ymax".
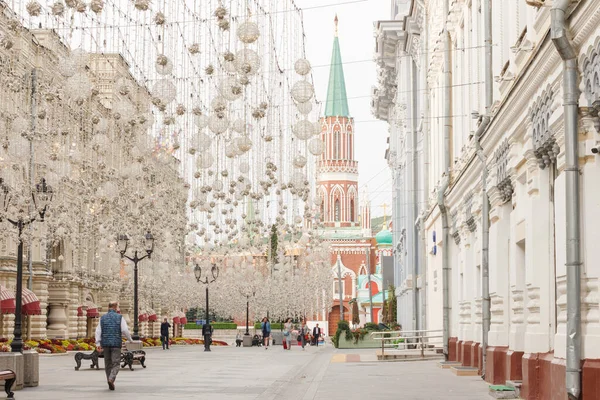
[{"xmin": 317, "ymin": 15, "xmax": 359, "ymax": 229}]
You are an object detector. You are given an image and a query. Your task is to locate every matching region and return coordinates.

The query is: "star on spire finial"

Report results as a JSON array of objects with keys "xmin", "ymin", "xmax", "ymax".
[{"xmin": 334, "ymin": 14, "xmax": 339, "ymax": 37}]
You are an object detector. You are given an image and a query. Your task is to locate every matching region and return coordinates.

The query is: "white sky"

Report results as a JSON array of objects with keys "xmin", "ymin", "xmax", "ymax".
[{"xmin": 296, "ymin": 0, "xmax": 393, "ymax": 219}]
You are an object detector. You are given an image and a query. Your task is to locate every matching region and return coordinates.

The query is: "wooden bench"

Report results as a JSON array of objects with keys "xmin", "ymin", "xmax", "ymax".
[{"xmin": 0, "ymin": 370, "xmax": 15, "ymax": 400}]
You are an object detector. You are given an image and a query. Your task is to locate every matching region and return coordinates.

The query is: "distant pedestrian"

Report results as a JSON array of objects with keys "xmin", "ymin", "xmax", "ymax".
[
  {"xmin": 160, "ymin": 318, "xmax": 171, "ymax": 350},
  {"xmin": 299, "ymin": 320, "xmax": 307, "ymax": 350},
  {"xmin": 283, "ymin": 318, "xmax": 292, "ymax": 350},
  {"xmin": 236, "ymin": 331, "xmax": 243, "ymax": 347},
  {"xmin": 261, "ymin": 317, "xmax": 271, "ymax": 349},
  {"xmin": 95, "ymin": 301, "xmax": 133, "ymax": 391},
  {"xmin": 312, "ymin": 324, "xmax": 322, "ymax": 347}
]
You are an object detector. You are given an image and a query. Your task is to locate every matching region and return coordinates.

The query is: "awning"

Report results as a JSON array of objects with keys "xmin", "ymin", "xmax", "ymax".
[
  {"xmin": 0, "ymin": 286, "xmax": 15, "ymax": 315},
  {"xmin": 139, "ymin": 313, "xmax": 148, "ymax": 322},
  {"xmin": 85, "ymin": 301, "xmax": 99, "ymax": 318},
  {"xmin": 22, "ymin": 288, "xmax": 41, "ymax": 316},
  {"xmin": 77, "ymin": 306, "xmax": 83, "ymax": 317},
  {"xmin": 180, "ymin": 317, "xmax": 187, "ymax": 324},
  {"xmin": 147, "ymin": 310, "xmax": 157, "ymax": 322},
  {"xmin": 173, "ymin": 316, "xmax": 180, "ymax": 324}
]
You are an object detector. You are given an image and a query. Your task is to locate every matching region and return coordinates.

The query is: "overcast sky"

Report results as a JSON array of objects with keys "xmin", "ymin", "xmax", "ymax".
[{"xmin": 296, "ymin": 0, "xmax": 393, "ymax": 219}]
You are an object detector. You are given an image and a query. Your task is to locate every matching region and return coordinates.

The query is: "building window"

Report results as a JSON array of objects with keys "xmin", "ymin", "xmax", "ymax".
[
  {"xmin": 350, "ymin": 199, "xmax": 355, "ymax": 222},
  {"xmin": 333, "ymin": 131, "xmax": 340, "ymax": 159},
  {"xmin": 334, "ymin": 199, "xmax": 341, "ymax": 222},
  {"xmin": 334, "ymin": 279, "xmax": 345, "ymax": 298},
  {"xmin": 320, "ymin": 203, "xmax": 325, "ymax": 220}
]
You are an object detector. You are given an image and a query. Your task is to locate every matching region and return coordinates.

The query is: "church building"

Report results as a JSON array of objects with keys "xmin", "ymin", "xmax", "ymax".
[{"xmin": 316, "ymin": 17, "xmax": 388, "ymax": 336}]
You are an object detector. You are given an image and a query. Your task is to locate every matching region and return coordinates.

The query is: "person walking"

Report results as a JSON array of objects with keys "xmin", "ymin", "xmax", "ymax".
[
  {"xmin": 95, "ymin": 301, "xmax": 133, "ymax": 391},
  {"xmin": 299, "ymin": 320, "xmax": 307, "ymax": 350},
  {"xmin": 283, "ymin": 318, "xmax": 292, "ymax": 350},
  {"xmin": 160, "ymin": 318, "xmax": 171, "ymax": 350},
  {"xmin": 261, "ymin": 317, "xmax": 271, "ymax": 350},
  {"xmin": 312, "ymin": 323, "xmax": 322, "ymax": 347}
]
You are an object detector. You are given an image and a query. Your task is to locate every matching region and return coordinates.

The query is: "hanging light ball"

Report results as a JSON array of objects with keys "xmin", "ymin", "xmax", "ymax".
[
  {"xmin": 293, "ymin": 155, "xmax": 307, "ymax": 168},
  {"xmin": 236, "ymin": 136, "xmax": 253, "ymax": 153},
  {"xmin": 208, "ymin": 114, "xmax": 229, "ymax": 134},
  {"xmin": 197, "ymin": 153, "xmax": 215, "ymax": 169},
  {"xmin": 237, "ymin": 21, "xmax": 260, "ymax": 44},
  {"xmin": 26, "ymin": 1, "xmax": 42, "ymax": 17},
  {"xmin": 239, "ymin": 161, "xmax": 250, "ymax": 174},
  {"xmin": 296, "ymin": 101, "xmax": 313, "ymax": 115},
  {"xmin": 188, "ymin": 43, "xmax": 200, "ymax": 55},
  {"xmin": 58, "ymin": 57, "xmax": 77, "ymax": 77},
  {"xmin": 308, "ymin": 137, "xmax": 325, "ymax": 155},
  {"xmin": 134, "ymin": 0, "xmax": 150, "ymax": 11},
  {"xmin": 292, "ymin": 120, "xmax": 316, "ymax": 140},
  {"xmin": 195, "ymin": 132, "xmax": 213, "ymax": 150},
  {"xmin": 155, "ymin": 55, "xmax": 173, "ymax": 75},
  {"xmin": 152, "ymin": 79, "xmax": 177, "ymax": 105},
  {"xmin": 65, "ymin": 72, "xmax": 93, "ymax": 101},
  {"xmin": 294, "ymin": 59, "xmax": 312, "ymax": 76},
  {"xmin": 194, "ymin": 114, "xmax": 209, "ymax": 129},
  {"xmin": 90, "ymin": 0, "xmax": 105, "ymax": 14},
  {"xmin": 234, "ymin": 49, "xmax": 260, "ymax": 76},
  {"xmin": 219, "ymin": 77, "xmax": 243, "ymax": 101},
  {"xmin": 52, "ymin": 1, "xmax": 66, "ymax": 16},
  {"xmin": 291, "ymin": 81, "xmax": 315, "ymax": 103},
  {"xmin": 154, "ymin": 12, "xmax": 166, "ymax": 25}
]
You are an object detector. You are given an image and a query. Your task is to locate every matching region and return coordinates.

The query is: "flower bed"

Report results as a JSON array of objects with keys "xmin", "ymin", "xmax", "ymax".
[{"xmin": 0, "ymin": 336, "xmax": 228, "ymax": 354}]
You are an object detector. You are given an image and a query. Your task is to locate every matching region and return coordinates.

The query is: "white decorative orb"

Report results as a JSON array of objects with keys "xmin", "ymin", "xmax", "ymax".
[
  {"xmin": 294, "ymin": 216, "xmax": 303, "ymax": 224},
  {"xmin": 293, "ymin": 120, "xmax": 315, "ymax": 140},
  {"xmin": 219, "ymin": 77, "xmax": 243, "ymax": 101},
  {"xmin": 296, "ymin": 101, "xmax": 313, "ymax": 115},
  {"xmin": 58, "ymin": 57, "xmax": 77, "ymax": 77},
  {"xmin": 239, "ymin": 161, "xmax": 250, "ymax": 174},
  {"xmin": 208, "ymin": 114, "xmax": 229, "ymax": 134},
  {"xmin": 236, "ymin": 136, "xmax": 253, "ymax": 153},
  {"xmin": 294, "ymin": 59, "xmax": 311, "ymax": 76},
  {"xmin": 231, "ymin": 119, "xmax": 246, "ymax": 133},
  {"xmin": 308, "ymin": 137, "xmax": 325, "ymax": 155},
  {"xmin": 156, "ymin": 57, "xmax": 174, "ymax": 75},
  {"xmin": 291, "ymin": 80, "xmax": 314, "ymax": 103},
  {"xmin": 194, "ymin": 114, "xmax": 209, "ymax": 129},
  {"xmin": 234, "ymin": 49, "xmax": 260, "ymax": 76},
  {"xmin": 152, "ymin": 79, "xmax": 177, "ymax": 105},
  {"xmin": 65, "ymin": 72, "xmax": 93, "ymax": 100},
  {"xmin": 293, "ymin": 155, "xmax": 307, "ymax": 168},
  {"xmin": 196, "ymin": 132, "xmax": 213, "ymax": 150},
  {"xmin": 196, "ymin": 153, "xmax": 215, "ymax": 169},
  {"xmin": 237, "ymin": 21, "xmax": 260, "ymax": 44},
  {"xmin": 70, "ymin": 48, "xmax": 88, "ymax": 70}
]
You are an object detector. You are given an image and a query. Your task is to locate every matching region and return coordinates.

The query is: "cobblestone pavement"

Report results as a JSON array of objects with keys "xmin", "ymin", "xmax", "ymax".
[{"xmin": 17, "ymin": 345, "xmax": 490, "ymax": 399}]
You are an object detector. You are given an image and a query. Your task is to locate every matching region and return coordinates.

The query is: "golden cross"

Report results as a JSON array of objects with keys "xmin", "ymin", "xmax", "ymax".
[{"xmin": 381, "ymin": 203, "xmax": 389, "ymax": 226}]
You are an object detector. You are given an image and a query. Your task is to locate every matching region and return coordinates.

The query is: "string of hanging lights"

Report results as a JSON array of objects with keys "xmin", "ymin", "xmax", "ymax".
[{"xmin": 0, "ymin": 0, "xmax": 332, "ymax": 326}]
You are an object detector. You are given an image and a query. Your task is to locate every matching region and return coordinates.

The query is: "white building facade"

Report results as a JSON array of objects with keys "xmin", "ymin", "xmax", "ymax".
[{"xmin": 373, "ymin": 0, "xmax": 600, "ymax": 398}]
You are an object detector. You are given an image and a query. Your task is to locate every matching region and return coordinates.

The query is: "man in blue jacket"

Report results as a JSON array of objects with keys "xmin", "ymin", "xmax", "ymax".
[{"xmin": 95, "ymin": 302, "xmax": 133, "ymax": 390}]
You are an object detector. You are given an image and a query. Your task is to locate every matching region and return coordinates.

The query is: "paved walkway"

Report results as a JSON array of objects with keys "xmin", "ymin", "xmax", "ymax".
[{"xmin": 18, "ymin": 345, "xmax": 491, "ymax": 399}]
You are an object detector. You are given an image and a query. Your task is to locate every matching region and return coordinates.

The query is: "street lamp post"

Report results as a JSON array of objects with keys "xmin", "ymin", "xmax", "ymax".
[
  {"xmin": 117, "ymin": 232, "xmax": 154, "ymax": 341},
  {"xmin": 194, "ymin": 263, "xmax": 219, "ymax": 351},
  {"xmin": 0, "ymin": 178, "xmax": 53, "ymax": 353}
]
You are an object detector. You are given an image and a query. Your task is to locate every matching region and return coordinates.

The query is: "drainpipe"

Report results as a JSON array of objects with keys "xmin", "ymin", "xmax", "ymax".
[
  {"xmin": 479, "ymin": 0, "xmax": 492, "ymax": 380},
  {"xmin": 439, "ymin": 0, "xmax": 451, "ymax": 361},
  {"xmin": 550, "ymin": 1, "xmax": 581, "ymax": 398},
  {"xmin": 416, "ymin": 0, "xmax": 429, "ymax": 331}
]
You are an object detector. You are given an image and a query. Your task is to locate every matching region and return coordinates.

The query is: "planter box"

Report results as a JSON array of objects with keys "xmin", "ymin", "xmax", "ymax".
[{"xmin": 337, "ymin": 334, "xmax": 383, "ymax": 349}]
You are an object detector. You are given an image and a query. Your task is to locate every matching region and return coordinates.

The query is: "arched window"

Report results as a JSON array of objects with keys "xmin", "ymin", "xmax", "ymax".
[
  {"xmin": 350, "ymin": 199, "xmax": 355, "ymax": 222},
  {"xmin": 334, "ymin": 199, "xmax": 341, "ymax": 222},
  {"xmin": 333, "ymin": 131, "xmax": 340, "ymax": 159}
]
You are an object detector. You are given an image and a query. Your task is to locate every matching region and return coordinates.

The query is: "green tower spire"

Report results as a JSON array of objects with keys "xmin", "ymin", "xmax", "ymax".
[{"xmin": 324, "ymin": 15, "xmax": 350, "ymax": 117}]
